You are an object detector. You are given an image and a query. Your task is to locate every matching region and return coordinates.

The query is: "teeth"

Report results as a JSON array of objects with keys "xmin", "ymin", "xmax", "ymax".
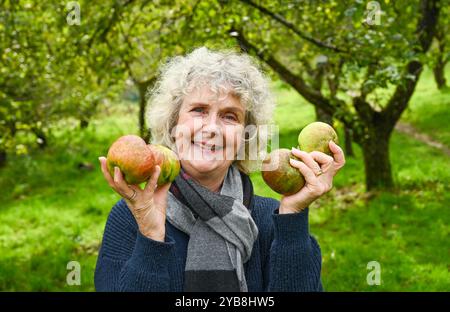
[{"xmin": 191, "ymin": 142, "xmax": 222, "ymax": 152}]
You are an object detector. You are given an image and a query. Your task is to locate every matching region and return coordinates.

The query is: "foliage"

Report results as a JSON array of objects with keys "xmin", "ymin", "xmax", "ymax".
[
  {"xmin": 0, "ymin": 74, "xmax": 448, "ymax": 291},
  {"xmin": 0, "ymin": 1, "xmax": 122, "ymax": 158},
  {"xmin": 214, "ymin": 0, "xmax": 442, "ymax": 190}
]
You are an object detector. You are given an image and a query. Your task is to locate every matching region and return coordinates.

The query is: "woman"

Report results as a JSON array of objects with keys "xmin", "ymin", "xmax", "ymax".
[{"xmin": 95, "ymin": 47, "xmax": 345, "ymax": 292}]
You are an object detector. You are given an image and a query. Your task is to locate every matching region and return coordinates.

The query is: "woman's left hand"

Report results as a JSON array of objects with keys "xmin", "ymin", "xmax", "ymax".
[{"xmin": 279, "ymin": 140, "xmax": 346, "ymax": 214}]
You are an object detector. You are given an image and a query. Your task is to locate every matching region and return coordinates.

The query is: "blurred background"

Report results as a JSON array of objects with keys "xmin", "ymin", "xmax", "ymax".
[{"xmin": 0, "ymin": 0, "xmax": 449, "ymax": 291}]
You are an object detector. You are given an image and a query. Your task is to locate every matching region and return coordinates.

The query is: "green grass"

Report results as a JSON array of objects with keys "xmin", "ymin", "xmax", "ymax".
[
  {"xmin": 0, "ymin": 104, "xmax": 137, "ymax": 291},
  {"xmin": 0, "ymin": 73, "xmax": 449, "ymax": 291},
  {"xmin": 257, "ymin": 129, "xmax": 450, "ymax": 291},
  {"xmin": 401, "ymin": 68, "xmax": 450, "ymax": 146}
]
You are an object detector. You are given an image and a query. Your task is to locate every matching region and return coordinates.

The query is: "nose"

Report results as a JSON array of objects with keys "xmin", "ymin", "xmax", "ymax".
[{"xmin": 202, "ymin": 113, "xmax": 220, "ymax": 138}]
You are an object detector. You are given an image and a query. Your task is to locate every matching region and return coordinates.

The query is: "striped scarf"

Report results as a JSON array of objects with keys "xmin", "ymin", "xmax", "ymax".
[{"xmin": 167, "ymin": 165, "xmax": 258, "ymax": 292}]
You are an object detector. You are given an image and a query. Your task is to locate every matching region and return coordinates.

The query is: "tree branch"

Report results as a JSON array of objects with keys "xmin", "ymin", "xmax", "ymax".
[
  {"xmin": 233, "ymin": 28, "xmax": 361, "ymax": 138},
  {"xmin": 382, "ymin": 0, "xmax": 440, "ymax": 129},
  {"xmin": 238, "ymin": 0, "xmax": 348, "ymax": 53},
  {"xmin": 87, "ymin": 0, "xmax": 136, "ymax": 49},
  {"xmin": 416, "ymin": 0, "xmax": 440, "ymax": 52},
  {"xmin": 117, "ymin": 21, "xmax": 137, "ymax": 81},
  {"xmin": 353, "ymin": 96, "xmax": 375, "ymax": 124},
  {"xmin": 235, "ymin": 29, "xmax": 335, "ymax": 114},
  {"xmin": 326, "ymin": 58, "xmax": 344, "ymax": 98},
  {"xmin": 117, "ymin": 22, "xmax": 157, "ymax": 88}
]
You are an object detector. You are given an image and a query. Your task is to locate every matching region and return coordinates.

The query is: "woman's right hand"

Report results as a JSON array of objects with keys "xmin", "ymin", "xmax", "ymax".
[{"xmin": 98, "ymin": 157, "xmax": 171, "ymax": 242}]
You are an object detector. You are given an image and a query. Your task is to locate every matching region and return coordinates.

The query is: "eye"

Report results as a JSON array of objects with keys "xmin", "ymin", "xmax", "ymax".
[
  {"xmin": 191, "ymin": 107, "xmax": 205, "ymax": 113},
  {"xmin": 223, "ymin": 113, "xmax": 238, "ymax": 121}
]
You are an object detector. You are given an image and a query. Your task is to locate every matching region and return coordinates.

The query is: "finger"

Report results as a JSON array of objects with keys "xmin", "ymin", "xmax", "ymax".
[
  {"xmin": 309, "ymin": 151, "xmax": 334, "ymax": 166},
  {"xmin": 113, "ymin": 166, "xmax": 134, "ymax": 197},
  {"xmin": 291, "ymin": 148, "xmax": 321, "ymax": 175},
  {"xmin": 289, "ymin": 158, "xmax": 319, "ymax": 186},
  {"xmin": 129, "ymin": 184, "xmax": 143, "ymax": 192},
  {"xmin": 99, "ymin": 157, "xmax": 116, "ymax": 188},
  {"xmin": 144, "ymin": 165, "xmax": 161, "ymax": 193},
  {"xmin": 99, "ymin": 158, "xmax": 135, "ymax": 199},
  {"xmin": 329, "ymin": 141, "xmax": 346, "ymax": 166},
  {"xmin": 159, "ymin": 182, "xmax": 171, "ymax": 193}
]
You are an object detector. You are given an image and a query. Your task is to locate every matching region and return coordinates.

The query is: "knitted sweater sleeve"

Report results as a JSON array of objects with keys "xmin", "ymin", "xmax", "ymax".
[
  {"xmin": 257, "ymin": 197, "xmax": 323, "ymax": 292},
  {"xmin": 94, "ymin": 199, "xmax": 175, "ymax": 292}
]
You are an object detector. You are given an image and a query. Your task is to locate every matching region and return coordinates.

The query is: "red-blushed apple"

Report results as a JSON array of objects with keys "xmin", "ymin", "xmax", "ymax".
[{"xmin": 106, "ymin": 135, "xmax": 155, "ymax": 185}]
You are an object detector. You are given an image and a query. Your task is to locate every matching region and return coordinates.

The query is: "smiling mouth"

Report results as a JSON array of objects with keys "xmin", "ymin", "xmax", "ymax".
[{"xmin": 191, "ymin": 141, "xmax": 224, "ymax": 152}]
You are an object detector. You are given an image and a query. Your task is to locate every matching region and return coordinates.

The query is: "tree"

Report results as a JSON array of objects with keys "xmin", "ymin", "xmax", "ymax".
[
  {"xmin": 223, "ymin": 0, "xmax": 440, "ymax": 190},
  {"xmin": 0, "ymin": 0, "xmax": 238, "ymax": 166},
  {"xmin": 0, "ymin": 1, "xmax": 120, "ymax": 165},
  {"xmin": 431, "ymin": 3, "xmax": 449, "ymax": 89},
  {"xmin": 81, "ymin": 0, "xmax": 207, "ymax": 141}
]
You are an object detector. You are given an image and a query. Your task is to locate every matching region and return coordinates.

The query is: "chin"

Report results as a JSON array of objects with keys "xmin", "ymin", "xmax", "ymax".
[{"xmin": 183, "ymin": 159, "xmax": 228, "ymax": 175}]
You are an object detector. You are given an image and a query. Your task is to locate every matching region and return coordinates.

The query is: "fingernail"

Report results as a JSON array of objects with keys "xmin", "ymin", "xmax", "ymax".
[
  {"xmin": 291, "ymin": 147, "xmax": 300, "ymax": 152},
  {"xmin": 98, "ymin": 157, "xmax": 102, "ymax": 162},
  {"xmin": 289, "ymin": 158, "xmax": 300, "ymax": 165}
]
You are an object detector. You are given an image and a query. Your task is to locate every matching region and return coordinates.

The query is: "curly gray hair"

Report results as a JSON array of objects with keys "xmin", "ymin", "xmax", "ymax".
[{"xmin": 146, "ymin": 46, "xmax": 275, "ymax": 173}]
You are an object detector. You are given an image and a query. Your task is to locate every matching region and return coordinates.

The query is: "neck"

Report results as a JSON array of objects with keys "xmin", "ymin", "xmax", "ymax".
[{"xmin": 184, "ymin": 167, "xmax": 228, "ymax": 193}]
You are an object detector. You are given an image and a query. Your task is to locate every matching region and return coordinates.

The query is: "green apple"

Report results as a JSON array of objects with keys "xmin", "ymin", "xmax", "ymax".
[
  {"xmin": 298, "ymin": 121, "xmax": 338, "ymax": 155},
  {"xmin": 147, "ymin": 144, "xmax": 181, "ymax": 186}
]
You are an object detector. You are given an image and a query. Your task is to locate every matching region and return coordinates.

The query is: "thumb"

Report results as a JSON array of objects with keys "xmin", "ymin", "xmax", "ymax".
[
  {"xmin": 155, "ymin": 182, "xmax": 171, "ymax": 199},
  {"xmin": 153, "ymin": 182, "xmax": 171, "ymax": 209},
  {"xmin": 144, "ymin": 166, "xmax": 161, "ymax": 193}
]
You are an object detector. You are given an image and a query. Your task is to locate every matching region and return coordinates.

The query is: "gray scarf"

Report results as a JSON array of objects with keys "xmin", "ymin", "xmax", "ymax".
[{"xmin": 166, "ymin": 165, "xmax": 259, "ymax": 292}]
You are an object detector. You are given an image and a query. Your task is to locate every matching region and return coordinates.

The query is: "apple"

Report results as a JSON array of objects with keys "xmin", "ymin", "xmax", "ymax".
[
  {"xmin": 147, "ymin": 144, "xmax": 181, "ymax": 186},
  {"xmin": 106, "ymin": 135, "xmax": 156, "ymax": 185},
  {"xmin": 261, "ymin": 149, "xmax": 306, "ymax": 195},
  {"xmin": 298, "ymin": 121, "xmax": 338, "ymax": 156},
  {"xmin": 106, "ymin": 135, "xmax": 180, "ymax": 185},
  {"xmin": 261, "ymin": 122, "xmax": 339, "ymax": 195}
]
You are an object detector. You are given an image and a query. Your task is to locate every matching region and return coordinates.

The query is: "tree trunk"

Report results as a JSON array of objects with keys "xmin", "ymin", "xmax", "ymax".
[
  {"xmin": 0, "ymin": 149, "xmax": 6, "ymax": 167},
  {"xmin": 433, "ymin": 27, "xmax": 447, "ymax": 90},
  {"xmin": 136, "ymin": 79, "xmax": 156, "ymax": 143},
  {"xmin": 344, "ymin": 126, "xmax": 354, "ymax": 157},
  {"xmin": 361, "ymin": 131, "xmax": 393, "ymax": 191},
  {"xmin": 137, "ymin": 84, "xmax": 149, "ymax": 142},
  {"xmin": 433, "ymin": 60, "xmax": 447, "ymax": 89},
  {"xmin": 314, "ymin": 105, "xmax": 332, "ymax": 125}
]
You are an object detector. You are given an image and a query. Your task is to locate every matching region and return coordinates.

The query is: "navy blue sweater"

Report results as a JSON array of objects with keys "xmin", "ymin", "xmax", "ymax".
[{"xmin": 94, "ymin": 195, "xmax": 323, "ymax": 292}]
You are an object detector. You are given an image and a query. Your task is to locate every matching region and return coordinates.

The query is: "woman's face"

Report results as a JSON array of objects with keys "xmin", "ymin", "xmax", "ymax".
[{"xmin": 174, "ymin": 84, "xmax": 245, "ymax": 178}]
